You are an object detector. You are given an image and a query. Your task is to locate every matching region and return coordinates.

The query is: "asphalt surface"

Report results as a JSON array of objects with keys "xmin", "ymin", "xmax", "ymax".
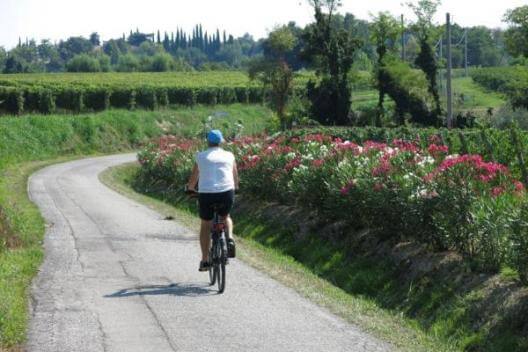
[{"xmin": 27, "ymin": 154, "xmax": 392, "ymax": 352}]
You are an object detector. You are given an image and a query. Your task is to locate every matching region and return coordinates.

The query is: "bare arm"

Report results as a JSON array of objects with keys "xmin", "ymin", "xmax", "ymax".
[
  {"xmin": 187, "ymin": 163, "xmax": 199, "ymax": 191},
  {"xmin": 233, "ymin": 161, "xmax": 239, "ymax": 190}
]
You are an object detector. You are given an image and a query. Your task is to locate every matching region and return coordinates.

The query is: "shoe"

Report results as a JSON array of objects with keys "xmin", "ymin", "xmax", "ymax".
[
  {"xmin": 199, "ymin": 261, "xmax": 211, "ymax": 272},
  {"xmin": 227, "ymin": 239, "xmax": 236, "ymax": 258}
]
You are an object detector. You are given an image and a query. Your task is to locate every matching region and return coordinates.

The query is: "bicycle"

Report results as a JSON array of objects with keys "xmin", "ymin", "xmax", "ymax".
[
  {"xmin": 185, "ymin": 188, "xmax": 228, "ymax": 294},
  {"xmin": 208, "ymin": 204, "xmax": 228, "ymax": 293}
]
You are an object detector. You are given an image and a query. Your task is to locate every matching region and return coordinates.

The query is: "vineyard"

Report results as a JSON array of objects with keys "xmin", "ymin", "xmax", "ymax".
[
  {"xmin": 471, "ymin": 66, "xmax": 528, "ymax": 110},
  {"xmin": 0, "ymin": 71, "xmax": 305, "ymax": 114}
]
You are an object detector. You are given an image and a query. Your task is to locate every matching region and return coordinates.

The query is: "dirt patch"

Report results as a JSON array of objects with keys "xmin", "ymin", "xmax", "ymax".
[{"xmin": 0, "ymin": 346, "xmax": 24, "ymax": 352}]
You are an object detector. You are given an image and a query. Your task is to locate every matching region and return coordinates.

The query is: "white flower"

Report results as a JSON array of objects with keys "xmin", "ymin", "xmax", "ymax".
[
  {"xmin": 286, "ymin": 152, "xmax": 296, "ymax": 160},
  {"xmin": 302, "ymin": 154, "xmax": 314, "ymax": 161}
]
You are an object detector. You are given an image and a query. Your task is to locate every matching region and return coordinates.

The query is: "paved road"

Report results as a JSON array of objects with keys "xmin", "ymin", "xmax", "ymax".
[{"xmin": 27, "ymin": 154, "xmax": 391, "ymax": 352}]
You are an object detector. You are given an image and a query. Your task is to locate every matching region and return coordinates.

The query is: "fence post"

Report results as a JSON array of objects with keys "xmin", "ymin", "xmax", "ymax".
[{"xmin": 446, "ymin": 13, "xmax": 453, "ymax": 129}]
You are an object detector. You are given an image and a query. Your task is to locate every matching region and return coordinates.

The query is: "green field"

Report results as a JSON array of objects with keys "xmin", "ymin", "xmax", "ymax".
[{"xmin": 351, "ymin": 76, "xmax": 506, "ymax": 112}]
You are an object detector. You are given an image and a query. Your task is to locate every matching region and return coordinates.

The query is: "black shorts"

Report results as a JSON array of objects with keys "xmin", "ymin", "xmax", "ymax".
[{"xmin": 198, "ymin": 190, "xmax": 235, "ymax": 221}]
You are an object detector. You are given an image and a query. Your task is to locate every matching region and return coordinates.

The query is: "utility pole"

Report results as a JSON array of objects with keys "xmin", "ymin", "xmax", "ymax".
[
  {"xmin": 446, "ymin": 13, "xmax": 453, "ymax": 129},
  {"xmin": 401, "ymin": 14, "xmax": 406, "ymax": 61},
  {"xmin": 464, "ymin": 28, "xmax": 469, "ymax": 77},
  {"xmin": 439, "ymin": 38, "xmax": 444, "ymax": 93}
]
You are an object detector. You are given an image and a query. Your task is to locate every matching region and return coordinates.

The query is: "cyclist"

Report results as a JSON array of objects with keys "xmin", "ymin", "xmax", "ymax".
[{"xmin": 186, "ymin": 130, "xmax": 238, "ymax": 271}]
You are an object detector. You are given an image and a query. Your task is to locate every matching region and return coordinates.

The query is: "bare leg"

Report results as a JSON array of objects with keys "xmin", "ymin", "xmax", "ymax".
[
  {"xmin": 200, "ymin": 220, "xmax": 212, "ymax": 262},
  {"xmin": 225, "ymin": 215, "xmax": 233, "ymax": 240}
]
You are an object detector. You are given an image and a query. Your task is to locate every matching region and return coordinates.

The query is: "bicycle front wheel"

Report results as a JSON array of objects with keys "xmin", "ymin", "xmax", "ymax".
[
  {"xmin": 217, "ymin": 263, "xmax": 225, "ymax": 293},
  {"xmin": 209, "ymin": 264, "xmax": 216, "ymax": 286}
]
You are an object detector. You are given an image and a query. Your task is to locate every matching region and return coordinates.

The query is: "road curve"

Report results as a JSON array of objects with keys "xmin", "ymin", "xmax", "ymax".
[{"xmin": 27, "ymin": 154, "xmax": 391, "ymax": 352}]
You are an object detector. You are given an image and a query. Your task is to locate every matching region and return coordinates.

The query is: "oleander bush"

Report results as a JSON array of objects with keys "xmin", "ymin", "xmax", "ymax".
[{"xmin": 136, "ymin": 131, "xmax": 528, "ymax": 281}]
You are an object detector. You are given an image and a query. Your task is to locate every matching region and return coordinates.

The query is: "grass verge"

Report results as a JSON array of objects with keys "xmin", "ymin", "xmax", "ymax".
[
  {"xmin": 100, "ymin": 163, "xmax": 459, "ymax": 352},
  {"xmin": 0, "ymin": 156, "xmax": 101, "ymax": 349}
]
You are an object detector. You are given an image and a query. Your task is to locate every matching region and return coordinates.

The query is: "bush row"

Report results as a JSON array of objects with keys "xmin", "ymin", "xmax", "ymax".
[
  {"xmin": 286, "ymin": 126, "xmax": 528, "ymax": 181},
  {"xmin": 135, "ymin": 133, "xmax": 528, "ymax": 283},
  {"xmin": 0, "ymin": 86, "xmax": 271, "ymax": 115}
]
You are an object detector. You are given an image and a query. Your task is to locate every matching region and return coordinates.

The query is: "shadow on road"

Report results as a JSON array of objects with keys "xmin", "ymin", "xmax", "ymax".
[{"xmin": 105, "ymin": 283, "xmax": 215, "ymax": 298}]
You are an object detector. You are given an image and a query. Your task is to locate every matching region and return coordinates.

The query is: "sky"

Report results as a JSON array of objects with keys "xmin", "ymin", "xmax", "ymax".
[{"xmin": 0, "ymin": 0, "xmax": 526, "ymax": 49}]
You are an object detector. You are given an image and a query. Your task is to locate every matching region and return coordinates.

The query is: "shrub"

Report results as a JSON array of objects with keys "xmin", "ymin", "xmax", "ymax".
[
  {"xmin": 116, "ymin": 54, "xmax": 141, "ymax": 72},
  {"xmin": 66, "ymin": 54, "xmax": 101, "ymax": 73}
]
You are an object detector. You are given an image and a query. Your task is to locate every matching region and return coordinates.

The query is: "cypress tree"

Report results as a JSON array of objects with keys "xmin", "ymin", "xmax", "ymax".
[
  {"xmin": 223, "ymin": 30, "xmax": 227, "ymax": 45},
  {"xmin": 215, "ymin": 29, "xmax": 221, "ymax": 52},
  {"xmin": 204, "ymin": 32, "xmax": 209, "ymax": 56},
  {"xmin": 163, "ymin": 32, "xmax": 170, "ymax": 51},
  {"xmin": 199, "ymin": 24, "xmax": 204, "ymax": 51},
  {"xmin": 156, "ymin": 30, "xmax": 161, "ymax": 44}
]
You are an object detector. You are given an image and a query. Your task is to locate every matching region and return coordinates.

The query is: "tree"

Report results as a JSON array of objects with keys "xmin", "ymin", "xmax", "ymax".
[
  {"xmin": 249, "ymin": 26, "xmax": 297, "ymax": 130},
  {"xmin": 0, "ymin": 47, "xmax": 6, "ymax": 72},
  {"xmin": 370, "ymin": 12, "xmax": 401, "ymax": 126},
  {"xmin": 302, "ymin": 0, "xmax": 360, "ymax": 125},
  {"xmin": 3, "ymin": 55, "xmax": 26, "ymax": 73},
  {"xmin": 38, "ymin": 40, "xmax": 63, "ymax": 72},
  {"xmin": 59, "ymin": 36, "xmax": 94, "ymax": 61},
  {"xmin": 89, "ymin": 32, "xmax": 101, "ymax": 46},
  {"xmin": 504, "ymin": 5, "xmax": 528, "ymax": 58},
  {"xmin": 127, "ymin": 31, "xmax": 150, "ymax": 46},
  {"xmin": 407, "ymin": 0, "xmax": 442, "ymax": 123}
]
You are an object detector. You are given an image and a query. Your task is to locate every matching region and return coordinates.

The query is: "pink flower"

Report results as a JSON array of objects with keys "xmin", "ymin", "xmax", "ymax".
[
  {"xmin": 285, "ymin": 157, "xmax": 302, "ymax": 171},
  {"xmin": 372, "ymin": 158, "xmax": 391, "ymax": 177},
  {"xmin": 514, "ymin": 181, "xmax": 525, "ymax": 193},
  {"xmin": 312, "ymin": 159, "xmax": 325, "ymax": 168},
  {"xmin": 428, "ymin": 144, "xmax": 449, "ymax": 157},
  {"xmin": 491, "ymin": 187, "xmax": 505, "ymax": 197},
  {"xmin": 392, "ymin": 139, "xmax": 419, "ymax": 153},
  {"xmin": 364, "ymin": 141, "xmax": 388, "ymax": 152},
  {"xmin": 340, "ymin": 180, "xmax": 356, "ymax": 196}
]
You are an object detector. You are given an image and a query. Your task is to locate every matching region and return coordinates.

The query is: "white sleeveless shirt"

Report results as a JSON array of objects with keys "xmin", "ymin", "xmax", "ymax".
[{"xmin": 196, "ymin": 147, "xmax": 235, "ymax": 193}]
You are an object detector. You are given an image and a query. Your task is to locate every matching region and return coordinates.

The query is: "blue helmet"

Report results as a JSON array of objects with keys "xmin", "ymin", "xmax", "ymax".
[{"xmin": 207, "ymin": 129, "xmax": 224, "ymax": 144}]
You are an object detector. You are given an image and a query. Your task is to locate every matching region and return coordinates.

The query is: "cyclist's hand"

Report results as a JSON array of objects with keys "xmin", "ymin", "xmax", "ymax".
[{"xmin": 184, "ymin": 185, "xmax": 197, "ymax": 194}]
